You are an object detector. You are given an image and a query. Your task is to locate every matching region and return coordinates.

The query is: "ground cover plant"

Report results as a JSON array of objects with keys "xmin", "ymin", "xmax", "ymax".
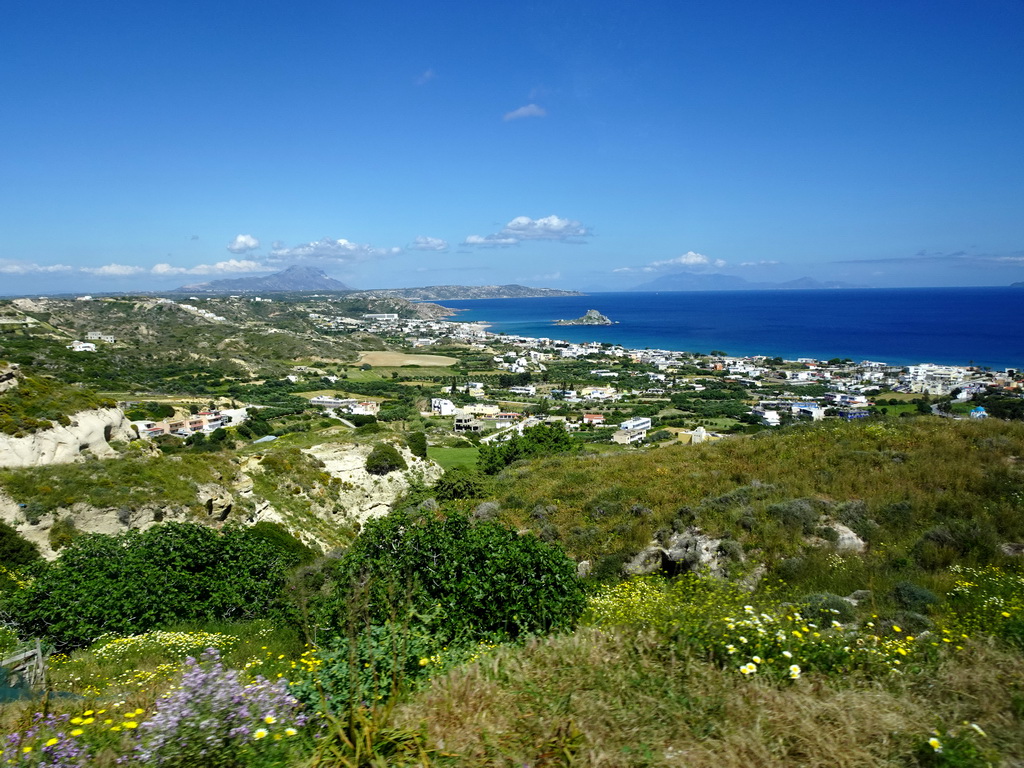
[{"xmin": 2, "ymin": 416, "xmax": 1024, "ymax": 765}]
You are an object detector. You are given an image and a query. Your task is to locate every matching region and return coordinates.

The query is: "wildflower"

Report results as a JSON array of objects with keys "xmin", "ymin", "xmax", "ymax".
[
  {"xmin": 789, "ymin": 664, "xmax": 801, "ymax": 679},
  {"xmin": 928, "ymin": 737, "xmax": 942, "ymax": 753},
  {"xmin": 123, "ymin": 721, "xmax": 139, "ymax": 729},
  {"xmin": 740, "ymin": 662, "xmax": 757, "ymax": 675},
  {"xmin": 782, "ymin": 650, "xmax": 793, "ymax": 658},
  {"xmin": 254, "ymin": 729, "xmax": 268, "ymax": 740},
  {"xmin": 419, "ymin": 657, "xmax": 430, "ymax": 666},
  {"xmin": 1002, "ymin": 611, "xmax": 1011, "ymax": 618},
  {"xmin": 22, "ymin": 747, "xmax": 32, "ymax": 754},
  {"xmin": 752, "ymin": 655, "xmax": 762, "ymax": 664},
  {"xmin": 45, "ymin": 738, "xmax": 58, "ymax": 747},
  {"xmin": 726, "ymin": 645, "xmax": 737, "ymax": 654},
  {"xmin": 969, "ymin": 723, "xmax": 987, "ymax": 737},
  {"xmin": 285, "ymin": 727, "xmax": 298, "ymax": 736},
  {"xmin": 892, "ymin": 625, "xmax": 902, "ymax": 633},
  {"xmin": 263, "ymin": 715, "xmax": 276, "ymax": 724}
]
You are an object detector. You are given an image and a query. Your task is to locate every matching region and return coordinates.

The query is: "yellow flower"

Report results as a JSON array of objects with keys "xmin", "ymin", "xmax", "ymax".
[
  {"xmin": 46, "ymin": 738, "xmax": 59, "ymax": 747},
  {"xmin": 254, "ymin": 729, "xmax": 268, "ymax": 740},
  {"xmin": 70, "ymin": 729, "xmax": 84, "ymax": 737},
  {"xmin": 928, "ymin": 737, "xmax": 942, "ymax": 753},
  {"xmin": 22, "ymin": 746, "xmax": 32, "ymax": 753},
  {"xmin": 789, "ymin": 664, "xmax": 801, "ymax": 679},
  {"xmin": 419, "ymin": 657, "xmax": 429, "ymax": 666},
  {"xmin": 285, "ymin": 728, "xmax": 298, "ymax": 737},
  {"xmin": 122, "ymin": 721, "xmax": 139, "ymax": 729},
  {"xmin": 263, "ymin": 715, "xmax": 276, "ymax": 724},
  {"xmin": 892, "ymin": 625, "xmax": 902, "ymax": 633},
  {"xmin": 1002, "ymin": 611, "xmax": 1011, "ymax": 618}
]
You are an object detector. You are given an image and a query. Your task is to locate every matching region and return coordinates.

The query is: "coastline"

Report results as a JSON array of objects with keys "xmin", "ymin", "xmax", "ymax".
[{"xmin": 439, "ymin": 288, "xmax": 1024, "ymax": 371}]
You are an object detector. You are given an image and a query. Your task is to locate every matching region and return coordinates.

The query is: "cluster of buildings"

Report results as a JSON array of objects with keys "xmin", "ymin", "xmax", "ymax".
[
  {"xmin": 308, "ymin": 395, "xmax": 381, "ymax": 417},
  {"xmin": 130, "ymin": 407, "xmax": 249, "ymax": 440}
]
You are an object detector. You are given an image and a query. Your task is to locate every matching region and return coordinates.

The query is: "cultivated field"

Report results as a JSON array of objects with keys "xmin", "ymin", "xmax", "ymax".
[{"xmin": 357, "ymin": 351, "xmax": 459, "ymax": 367}]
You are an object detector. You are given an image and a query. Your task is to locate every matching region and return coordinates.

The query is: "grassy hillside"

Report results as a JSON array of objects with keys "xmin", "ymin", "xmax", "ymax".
[{"xmin": 489, "ymin": 418, "xmax": 1024, "ymax": 585}]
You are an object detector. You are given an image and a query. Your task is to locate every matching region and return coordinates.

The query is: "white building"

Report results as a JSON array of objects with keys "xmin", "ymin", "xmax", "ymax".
[
  {"xmin": 431, "ymin": 398, "xmax": 458, "ymax": 416},
  {"xmin": 620, "ymin": 416, "xmax": 653, "ymax": 431}
]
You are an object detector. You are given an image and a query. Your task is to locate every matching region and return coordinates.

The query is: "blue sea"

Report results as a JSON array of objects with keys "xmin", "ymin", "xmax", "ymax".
[{"xmin": 439, "ymin": 287, "xmax": 1023, "ymax": 370}]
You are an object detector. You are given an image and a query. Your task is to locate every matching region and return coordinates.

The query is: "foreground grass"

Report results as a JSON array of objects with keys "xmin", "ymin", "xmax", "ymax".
[
  {"xmin": 393, "ymin": 628, "xmax": 1022, "ymax": 767},
  {"xmin": 428, "ymin": 446, "xmax": 480, "ymax": 470}
]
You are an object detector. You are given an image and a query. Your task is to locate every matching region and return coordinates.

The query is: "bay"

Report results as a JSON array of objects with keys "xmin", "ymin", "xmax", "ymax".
[{"xmin": 439, "ymin": 287, "xmax": 1024, "ymax": 370}]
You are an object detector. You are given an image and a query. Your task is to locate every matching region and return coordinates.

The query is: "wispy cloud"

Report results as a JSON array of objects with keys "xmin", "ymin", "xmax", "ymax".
[
  {"xmin": 227, "ymin": 234, "xmax": 260, "ymax": 254},
  {"xmin": 269, "ymin": 237, "xmax": 399, "ymax": 263},
  {"xmin": 151, "ymin": 259, "xmax": 265, "ymax": 276},
  {"xmin": 80, "ymin": 264, "xmax": 148, "ymax": 276},
  {"xmin": 415, "ymin": 68, "xmax": 436, "ymax": 85},
  {"xmin": 0, "ymin": 260, "xmax": 75, "ymax": 274},
  {"xmin": 463, "ymin": 215, "xmax": 589, "ymax": 247},
  {"xmin": 739, "ymin": 260, "xmax": 780, "ymax": 267},
  {"xmin": 832, "ymin": 249, "xmax": 1024, "ymax": 266},
  {"xmin": 409, "ymin": 235, "xmax": 449, "ymax": 252},
  {"xmin": 503, "ymin": 103, "xmax": 546, "ymax": 121}
]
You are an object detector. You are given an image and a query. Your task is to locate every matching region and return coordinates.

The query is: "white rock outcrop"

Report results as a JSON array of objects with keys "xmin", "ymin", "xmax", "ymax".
[
  {"xmin": 304, "ymin": 442, "xmax": 444, "ymax": 524},
  {"xmin": 0, "ymin": 408, "xmax": 134, "ymax": 468}
]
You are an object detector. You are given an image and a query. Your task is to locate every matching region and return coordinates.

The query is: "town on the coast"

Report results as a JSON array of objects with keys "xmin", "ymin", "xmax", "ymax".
[{"xmin": 95, "ymin": 297, "xmax": 1022, "ymax": 445}]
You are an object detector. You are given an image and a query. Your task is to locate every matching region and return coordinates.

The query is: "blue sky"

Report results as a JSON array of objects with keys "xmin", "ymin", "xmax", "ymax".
[{"xmin": 2, "ymin": 0, "xmax": 1023, "ymax": 294}]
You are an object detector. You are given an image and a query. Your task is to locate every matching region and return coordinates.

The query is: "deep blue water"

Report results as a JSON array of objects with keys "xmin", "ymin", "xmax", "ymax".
[{"xmin": 439, "ymin": 288, "xmax": 1024, "ymax": 370}]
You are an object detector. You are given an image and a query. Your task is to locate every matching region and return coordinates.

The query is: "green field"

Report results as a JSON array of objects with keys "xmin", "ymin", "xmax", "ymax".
[{"xmin": 428, "ymin": 446, "xmax": 480, "ymax": 470}]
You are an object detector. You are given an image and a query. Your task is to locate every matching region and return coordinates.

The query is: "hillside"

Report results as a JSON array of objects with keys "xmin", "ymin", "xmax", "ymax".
[{"xmin": 176, "ymin": 265, "xmax": 351, "ymax": 293}]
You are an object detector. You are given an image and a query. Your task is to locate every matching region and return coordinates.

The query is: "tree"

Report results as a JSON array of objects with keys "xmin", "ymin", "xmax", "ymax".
[{"xmin": 477, "ymin": 422, "xmax": 578, "ymax": 474}]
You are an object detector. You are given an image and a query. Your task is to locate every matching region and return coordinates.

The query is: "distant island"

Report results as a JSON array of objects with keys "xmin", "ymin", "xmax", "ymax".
[
  {"xmin": 175, "ymin": 269, "xmax": 581, "ymax": 300},
  {"xmin": 349, "ymin": 284, "xmax": 583, "ymax": 301},
  {"xmin": 555, "ymin": 309, "xmax": 613, "ymax": 326},
  {"xmin": 630, "ymin": 272, "xmax": 864, "ymax": 292},
  {"xmin": 177, "ymin": 266, "xmax": 350, "ymax": 293}
]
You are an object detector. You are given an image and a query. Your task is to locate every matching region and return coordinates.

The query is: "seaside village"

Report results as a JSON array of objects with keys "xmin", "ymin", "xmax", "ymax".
[{"xmin": 119, "ymin": 307, "xmax": 1022, "ymax": 446}]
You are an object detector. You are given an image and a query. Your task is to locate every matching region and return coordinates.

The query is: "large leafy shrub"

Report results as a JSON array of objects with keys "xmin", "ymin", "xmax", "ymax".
[
  {"xmin": 365, "ymin": 443, "xmax": 408, "ymax": 475},
  {"xmin": 3, "ymin": 523, "xmax": 300, "ymax": 649},
  {"xmin": 319, "ymin": 508, "xmax": 586, "ymax": 644}
]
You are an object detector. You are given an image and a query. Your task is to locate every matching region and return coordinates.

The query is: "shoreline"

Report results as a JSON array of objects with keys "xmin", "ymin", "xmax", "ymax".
[{"xmin": 438, "ymin": 288, "xmax": 1023, "ymax": 371}]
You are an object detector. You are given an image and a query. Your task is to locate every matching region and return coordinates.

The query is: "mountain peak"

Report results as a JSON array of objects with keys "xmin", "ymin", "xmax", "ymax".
[{"xmin": 176, "ymin": 266, "xmax": 351, "ymax": 293}]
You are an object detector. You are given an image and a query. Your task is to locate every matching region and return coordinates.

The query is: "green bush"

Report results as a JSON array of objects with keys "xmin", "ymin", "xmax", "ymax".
[
  {"xmin": 365, "ymin": 443, "xmax": 408, "ymax": 475},
  {"xmin": 2, "ymin": 523, "xmax": 300, "ymax": 649},
  {"xmin": 319, "ymin": 508, "xmax": 587, "ymax": 645},
  {"xmin": 406, "ymin": 431, "xmax": 428, "ymax": 459},
  {"xmin": 432, "ymin": 466, "xmax": 487, "ymax": 501},
  {"xmin": 0, "ymin": 520, "xmax": 40, "ymax": 570}
]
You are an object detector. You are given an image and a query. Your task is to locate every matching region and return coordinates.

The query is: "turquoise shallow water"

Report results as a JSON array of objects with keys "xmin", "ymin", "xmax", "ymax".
[{"xmin": 439, "ymin": 287, "xmax": 1024, "ymax": 370}]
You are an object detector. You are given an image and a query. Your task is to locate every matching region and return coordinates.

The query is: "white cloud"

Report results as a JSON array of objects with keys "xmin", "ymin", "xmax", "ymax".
[
  {"xmin": 739, "ymin": 260, "xmax": 780, "ymax": 267},
  {"xmin": 649, "ymin": 251, "xmax": 726, "ymax": 269},
  {"xmin": 81, "ymin": 263, "xmax": 148, "ymax": 276},
  {"xmin": 615, "ymin": 251, "xmax": 726, "ymax": 274},
  {"xmin": 503, "ymin": 103, "xmax": 547, "ymax": 121},
  {"xmin": 227, "ymin": 234, "xmax": 260, "ymax": 254},
  {"xmin": 410, "ymin": 236, "xmax": 449, "ymax": 252},
  {"xmin": 463, "ymin": 215, "xmax": 589, "ymax": 247},
  {"xmin": 416, "ymin": 68, "xmax": 436, "ymax": 85},
  {"xmin": 0, "ymin": 261, "xmax": 75, "ymax": 274},
  {"xmin": 151, "ymin": 259, "xmax": 265, "ymax": 276},
  {"xmin": 269, "ymin": 237, "xmax": 399, "ymax": 263}
]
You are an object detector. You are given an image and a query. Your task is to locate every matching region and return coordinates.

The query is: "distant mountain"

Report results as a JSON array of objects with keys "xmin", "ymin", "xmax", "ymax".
[
  {"xmin": 630, "ymin": 272, "xmax": 864, "ymax": 292},
  {"xmin": 176, "ymin": 266, "xmax": 350, "ymax": 293},
  {"xmin": 347, "ymin": 284, "xmax": 583, "ymax": 300}
]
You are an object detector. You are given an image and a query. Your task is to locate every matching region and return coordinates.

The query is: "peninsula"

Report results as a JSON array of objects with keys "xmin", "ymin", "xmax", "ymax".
[{"xmin": 555, "ymin": 309, "xmax": 613, "ymax": 326}]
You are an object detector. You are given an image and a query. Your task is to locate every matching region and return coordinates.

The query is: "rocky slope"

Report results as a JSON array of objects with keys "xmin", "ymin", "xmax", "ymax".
[{"xmin": 0, "ymin": 408, "xmax": 134, "ymax": 468}]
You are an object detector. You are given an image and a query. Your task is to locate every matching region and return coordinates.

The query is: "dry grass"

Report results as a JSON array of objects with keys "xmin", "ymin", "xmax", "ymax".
[
  {"xmin": 357, "ymin": 351, "xmax": 459, "ymax": 367},
  {"xmin": 391, "ymin": 628, "xmax": 1024, "ymax": 767}
]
